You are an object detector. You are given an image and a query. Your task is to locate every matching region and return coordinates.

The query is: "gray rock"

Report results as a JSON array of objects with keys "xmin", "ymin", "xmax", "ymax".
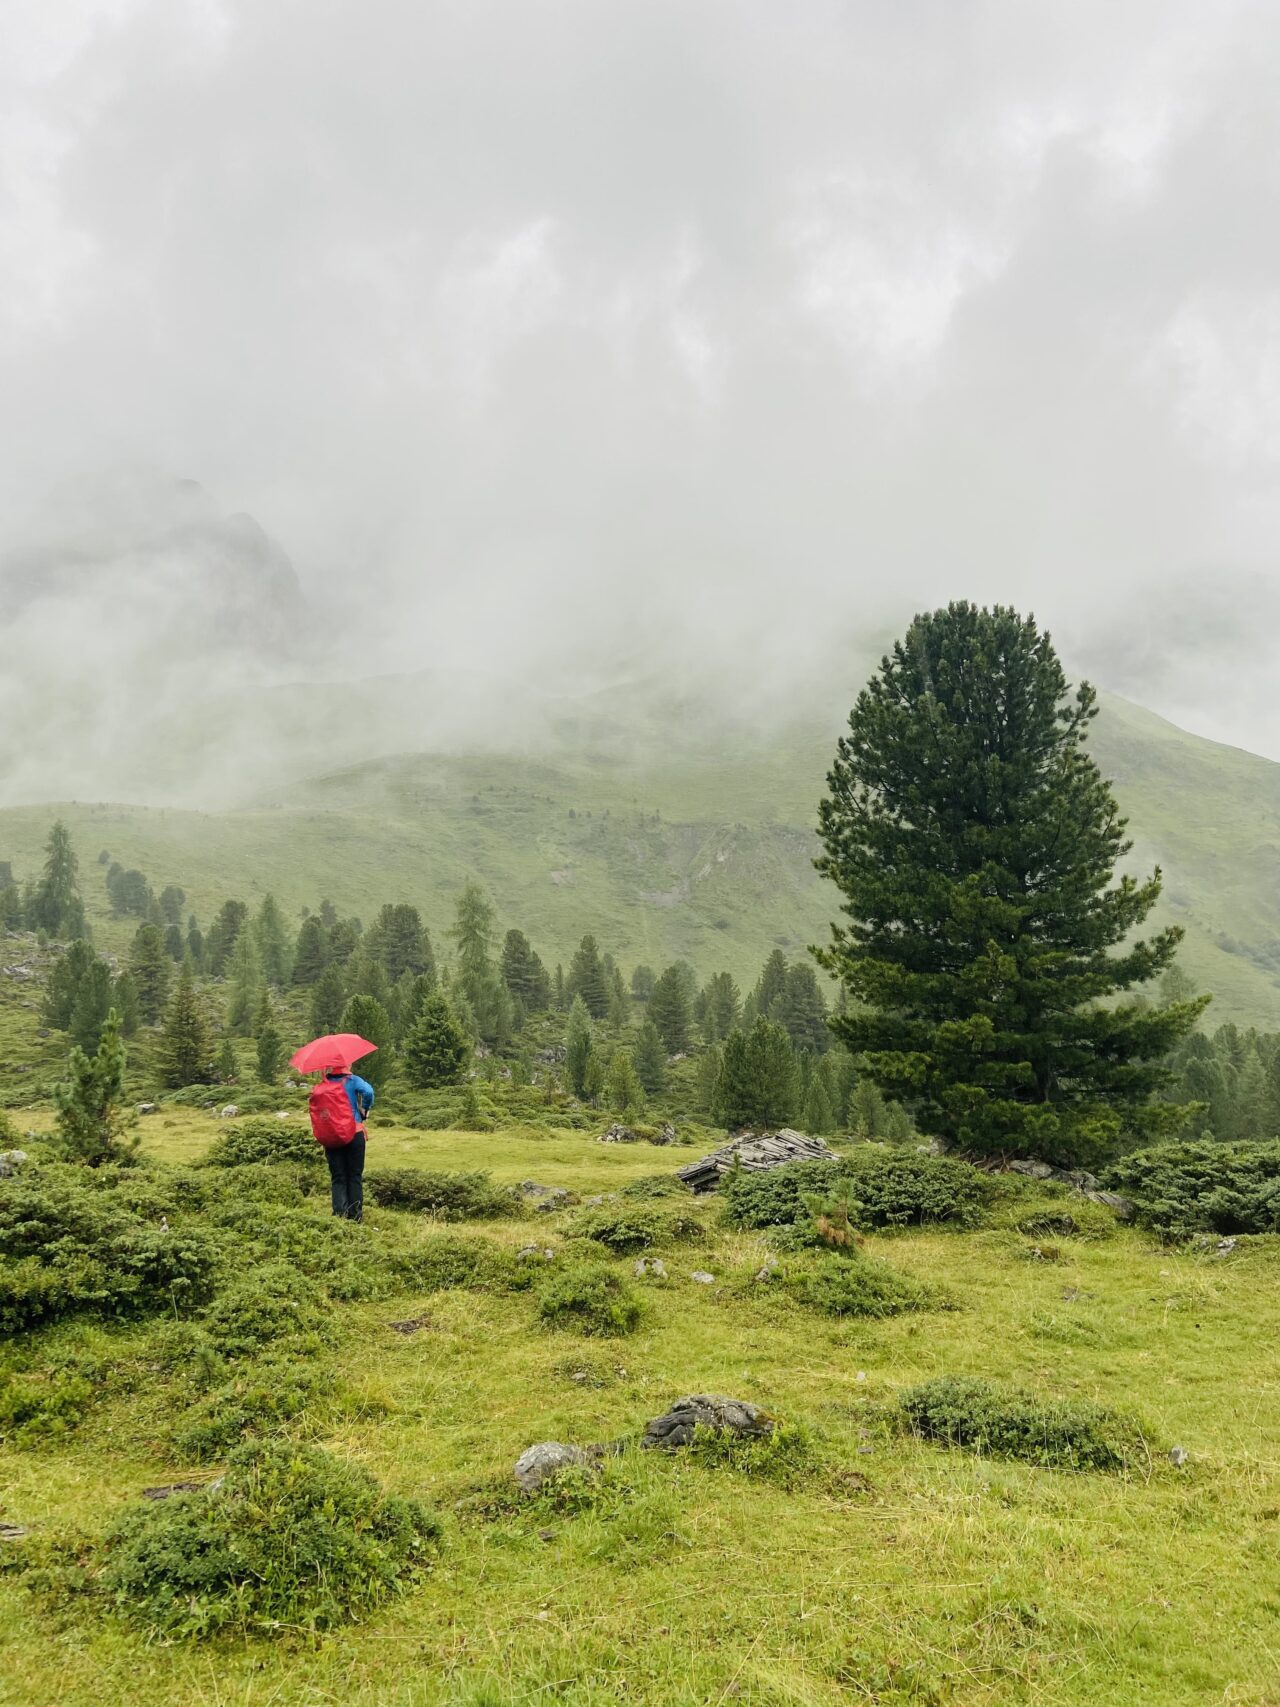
[
  {"xmin": 642, "ymin": 1395, "xmax": 775, "ymax": 1451},
  {"xmin": 519, "ymin": 1181, "xmax": 573, "ymax": 1212},
  {"xmin": 1004, "ymin": 1160, "xmax": 1133, "ymax": 1221},
  {"xmin": 0, "ymin": 1150, "xmax": 29, "ymax": 1178},
  {"xmin": 136, "ymin": 1102, "xmax": 157, "ymax": 1115},
  {"xmin": 1215, "ymin": 1236, "xmax": 1238, "ymax": 1258},
  {"xmin": 1169, "ymin": 1446, "xmax": 1189, "ymax": 1467},
  {"xmin": 598, "ymin": 1122, "xmax": 639, "ymax": 1144},
  {"xmin": 514, "ymin": 1442, "xmax": 591, "ymax": 1494},
  {"xmin": 677, "ymin": 1129, "xmax": 837, "ymax": 1193},
  {"xmin": 690, "ymin": 1270, "xmax": 715, "ymax": 1285},
  {"xmin": 634, "ymin": 1257, "xmax": 667, "ymax": 1278},
  {"xmin": 140, "ymin": 1481, "xmax": 207, "ymax": 1501},
  {"xmin": 1083, "ymin": 1188, "xmax": 1134, "ymax": 1220},
  {"xmin": 219, "ymin": 1104, "xmax": 240, "ymax": 1119},
  {"xmin": 754, "ymin": 1260, "xmax": 780, "ymax": 1282},
  {"xmin": 517, "ymin": 1244, "xmax": 556, "ymax": 1262},
  {"xmin": 0, "ymin": 1523, "xmax": 29, "ymax": 1540},
  {"xmin": 650, "ymin": 1123, "xmax": 676, "ymax": 1146}
]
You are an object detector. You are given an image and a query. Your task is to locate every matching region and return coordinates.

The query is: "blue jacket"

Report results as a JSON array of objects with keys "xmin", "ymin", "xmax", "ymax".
[{"xmin": 325, "ymin": 1070, "xmax": 374, "ymax": 1130}]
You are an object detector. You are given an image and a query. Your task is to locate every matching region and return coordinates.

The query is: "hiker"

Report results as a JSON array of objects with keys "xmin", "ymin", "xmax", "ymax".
[{"xmin": 309, "ymin": 1066, "xmax": 375, "ymax": 1221}]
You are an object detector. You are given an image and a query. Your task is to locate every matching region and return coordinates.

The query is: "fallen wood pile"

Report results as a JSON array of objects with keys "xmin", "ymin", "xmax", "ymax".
[{"xmin": 677, "ymin": 1129, "xmax": 836, "ymax": 1193}]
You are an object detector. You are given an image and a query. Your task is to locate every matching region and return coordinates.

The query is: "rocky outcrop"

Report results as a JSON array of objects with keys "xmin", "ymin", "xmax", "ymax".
[
  {"xmin": 642, "ymin": 1395, "xmax": 775, "ymax": 1451},
  {"xmin": 1004, "ymin": 1158, "xmax": 1135, "ymax": 1221}
]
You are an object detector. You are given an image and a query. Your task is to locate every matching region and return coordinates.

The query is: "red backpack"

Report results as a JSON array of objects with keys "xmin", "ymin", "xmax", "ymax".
[{"xmin": 309, "ymin": 1076, "xmax": 360, "ymax": 1148}]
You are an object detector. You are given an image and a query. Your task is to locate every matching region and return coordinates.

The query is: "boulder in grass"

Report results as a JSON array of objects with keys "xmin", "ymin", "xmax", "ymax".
[
  {"xmin": 677, "ymin": 1130, "xmax": 836, "ymax": 1194},
  {"xmin": 514, "ymin": 1442, "xmax": 592, "ymax": 1494},
  {"xmin": 642, "ymin": 1395, "xmax": 774, "ymax": 1451}
]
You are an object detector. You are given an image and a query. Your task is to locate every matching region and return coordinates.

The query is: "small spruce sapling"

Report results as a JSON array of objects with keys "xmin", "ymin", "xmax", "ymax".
[{"xmin": 54, "ymin": 1009, "xmax": 137, "ymax": 1166}]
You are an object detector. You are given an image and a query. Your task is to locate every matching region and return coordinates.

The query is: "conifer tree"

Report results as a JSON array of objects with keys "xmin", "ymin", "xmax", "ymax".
[
  {"xmin": 393, "ymin": 970, "xmax": 437, "ymax": 1041},
  {"xmin": 451, "ymin": 881, "xmax": 510, "ymax": 1047},
  {"xmin": 800, "ymin": 1069, "xmax": 835, "ymax": 1135},
  {"xmin": 339, "ymin": 994, "xmax": 393, "ymax": 1092},
  {"xmin": 292, "ymin": 914, "xmax": 331, "ymax": 985},
  {"xmin": 112, "ymin": 970, "xmax": 140, "ymax": 1038},
  {"xmin": 31, "ymin": 820, "xmax": 86, "ymax": 940},
  {"xmin": 564, "ymin": 996, "xmax": 596, "ymax": 1098},
  {"xmin": 607, "ymin": 968, "xmax": 629, "ymax": 1028},
  {"xmin": 567, "ymin": 935, "xmax": 610, "ymax": 1019},
  {"xmin": 605, "ymin": 1049, "xmax": 645, "ymax": 1117},
  {"xmin": 648, "ymin": 963, "xmax": 693, "ymax": 1053},
  {"xmin": 226, "ymin": 927, "xmax": 263, "ymax": 1036},
  {"xmin": 254, "ymin": 894, "xmax": 291, "ymax": 986},
  {"xmin": 366, "ymin": 903, "xmax": 434, "ymax": 983},
  {"xmin": 816, "ymin": 603, "xmax": 1207, "ymax": 1166},
  {"xmin": 773, "ymin": 963, "xmax": 829, "ymax": 1054},
  {"xmin": 633, "ymin": 1019, "xmax": 667, "ymax": 1093},
  {"xmin": 54, "ymin": 1009, "xmax": 136, "ymax": 1166},
  {"xmin": 700, "ymin": 972, "xmax": 741, "ymax": 1043},
  {"xmin": 159, "ymin": 885, "xmax": 186, "ymax": 927},
  {"xmin": 43, "ymin": 940, "xmax": 97, "ymax": 1030},
  {"xmin": 553, "ymin": 964, "xmax": 566, "ymax": 1009},
  {"xmin": 695, "ymin": 1043, "xmax": 722, "ymax": 1116},
  {"xmin": 129, "ymin": 922, "xmax": 171, "ymax": 1024},
  {"xmin": 70, "ymin": 958, "xmax": 113, "ymax": 1053},
  {"xmin": 256, "ymin": 1019, "xmax": 283, "ymax": 1084},
  {"xmin": 160, "ymin": 962, "xmax": 214, "ymax": 1088},
  {"xmin": 163, "ymin": 924, "xmax": 185, "ymax": 962},
  {"xmin": 752, "ymin": 950, "xmax": 788, "ymax": 1022},
  {"xmin": 206, "ymin": 899, "xmax": 248, "ymax": 977},
  {"xmin": 501, "ymin": 929, "xmax": 551, "ymax": 1010},
  {"xmin": 0, "ymin": 881, "xmax": 22, "ymax": 931},
  {"xmin": 630, "ymin": 965, "xmax": 655, "ymax": 1003},
  {"xmin": 217, "ymin": 1035, "xmax": 238, "ymax": 1082},
  {"xmin": 849, "ymin": 1077, "xmax": 887, "ymax": 1138},
  {"xmin": 403, "ymin": 992, "xmax": 470, "ymax": 1088},
  {"xmin": 309, "ymin": 963, "xmax": 347, "ymax": 1034},
  {"xmin": 185, "ymin": 919, "xmax": 205, "ymax": 972},
  {"xmin": 716, "ymin": 1018, "xmax": 798, "ymax": 1130}
]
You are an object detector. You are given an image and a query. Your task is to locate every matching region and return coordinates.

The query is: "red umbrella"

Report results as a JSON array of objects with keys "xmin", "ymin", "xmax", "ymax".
[{"xmin": 290, "ymin": 1033, "xmax": 378, "ymax": 1075}]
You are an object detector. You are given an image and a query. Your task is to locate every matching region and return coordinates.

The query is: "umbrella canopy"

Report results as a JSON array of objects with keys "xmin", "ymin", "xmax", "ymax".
[{"xmin": 290, "ymin": 1033, "xmax": 378, "ymax": 1074}]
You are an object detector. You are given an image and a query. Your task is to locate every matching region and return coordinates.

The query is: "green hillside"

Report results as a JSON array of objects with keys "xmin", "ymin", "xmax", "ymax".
[{"xmin": 3, "ymin": 690, "xmax": 1280, "ymax": 1025}]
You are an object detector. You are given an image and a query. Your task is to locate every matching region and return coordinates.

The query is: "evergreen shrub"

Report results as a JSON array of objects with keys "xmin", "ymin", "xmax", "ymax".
[
  {"xmin": 897, "ymin": 1376, "xmax": 1149, "ymax": 1472},
  {"xmin": 364, "ymin": 1168, "xmax": 520, "ymax": 1221},
  {"xmin": 205, "ymin": 1118, "xmax": 318, "ymax": 1168},
  {"xmin": 538, "ymin": 1262, "xmax": 643, "ymax": 1336},
  {"xmin": 172, "ymin": 1358, "xmax": 333, "ymax": 1459},
  {"xmin": 95, "ymin": 1439, "xmax": 442, "ymax": 1638},
  {"xmin": 782, "ymin": 1254, "xmax": 939, "ymax": 1317},
  {"xmin": 0, "ymin": 1170, "xmax": 218, "ymax": 1333},
  {"xmin": 566, "ymin": 1206, "xmax": 705, "ymax": 1254},
  {"xmin": 199, "ymin": 1261, "xmax": 333, "ymax": 1359},
  {"xmin": 724, "ymin": 1150, "xmax": 991, "ymax": 1233},
  {"xmin": 0, "ymin": 1368, "xmax": 95, "ymax": 1448},
  {"xmin": 1103, "ymin": 1139, "xmax": 1280, "ymax": 1238}
]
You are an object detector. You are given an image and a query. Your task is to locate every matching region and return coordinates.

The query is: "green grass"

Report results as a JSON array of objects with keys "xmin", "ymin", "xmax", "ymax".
[
  {"xmin": 5, "ymin": 689, "xmax": 1280, "ymax": 1025},
  {"xmin": 1, "ymin": 1110, "xmax": 1278, "ymax": 1705}
]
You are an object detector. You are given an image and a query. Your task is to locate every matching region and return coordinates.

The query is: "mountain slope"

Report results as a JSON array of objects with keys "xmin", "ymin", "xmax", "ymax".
[{"xmin": 3, "ymin": 690, "xmax": 1280, "ymax": 1026}]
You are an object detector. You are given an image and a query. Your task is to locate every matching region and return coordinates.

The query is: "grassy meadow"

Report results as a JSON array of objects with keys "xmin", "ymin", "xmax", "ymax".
[{"xmin": 2, "ymin": 1106, "xmax": 1278, "ymax": 1707}]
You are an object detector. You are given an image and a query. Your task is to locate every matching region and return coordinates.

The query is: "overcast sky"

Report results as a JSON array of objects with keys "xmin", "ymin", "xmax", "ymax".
[{"xmin": 4, "ymin": 0, "xmax": 1280, "ymax": 758}]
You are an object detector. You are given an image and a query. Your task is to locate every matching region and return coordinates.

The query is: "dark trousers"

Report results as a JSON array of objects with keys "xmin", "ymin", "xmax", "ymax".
[{"xmin": 325, "ymin": 1133, "xmax": 366, "ymax": 1220}]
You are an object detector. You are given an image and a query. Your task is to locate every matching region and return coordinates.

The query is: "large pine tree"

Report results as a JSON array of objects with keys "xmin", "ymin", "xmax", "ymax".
[
  {"xmin": 815, "ymin": 603, "xmax": 1206, "ymax": 1166},
  {"xmin": 566, "ymin": 934, "xmax": 610, "ymax": 1019}
]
